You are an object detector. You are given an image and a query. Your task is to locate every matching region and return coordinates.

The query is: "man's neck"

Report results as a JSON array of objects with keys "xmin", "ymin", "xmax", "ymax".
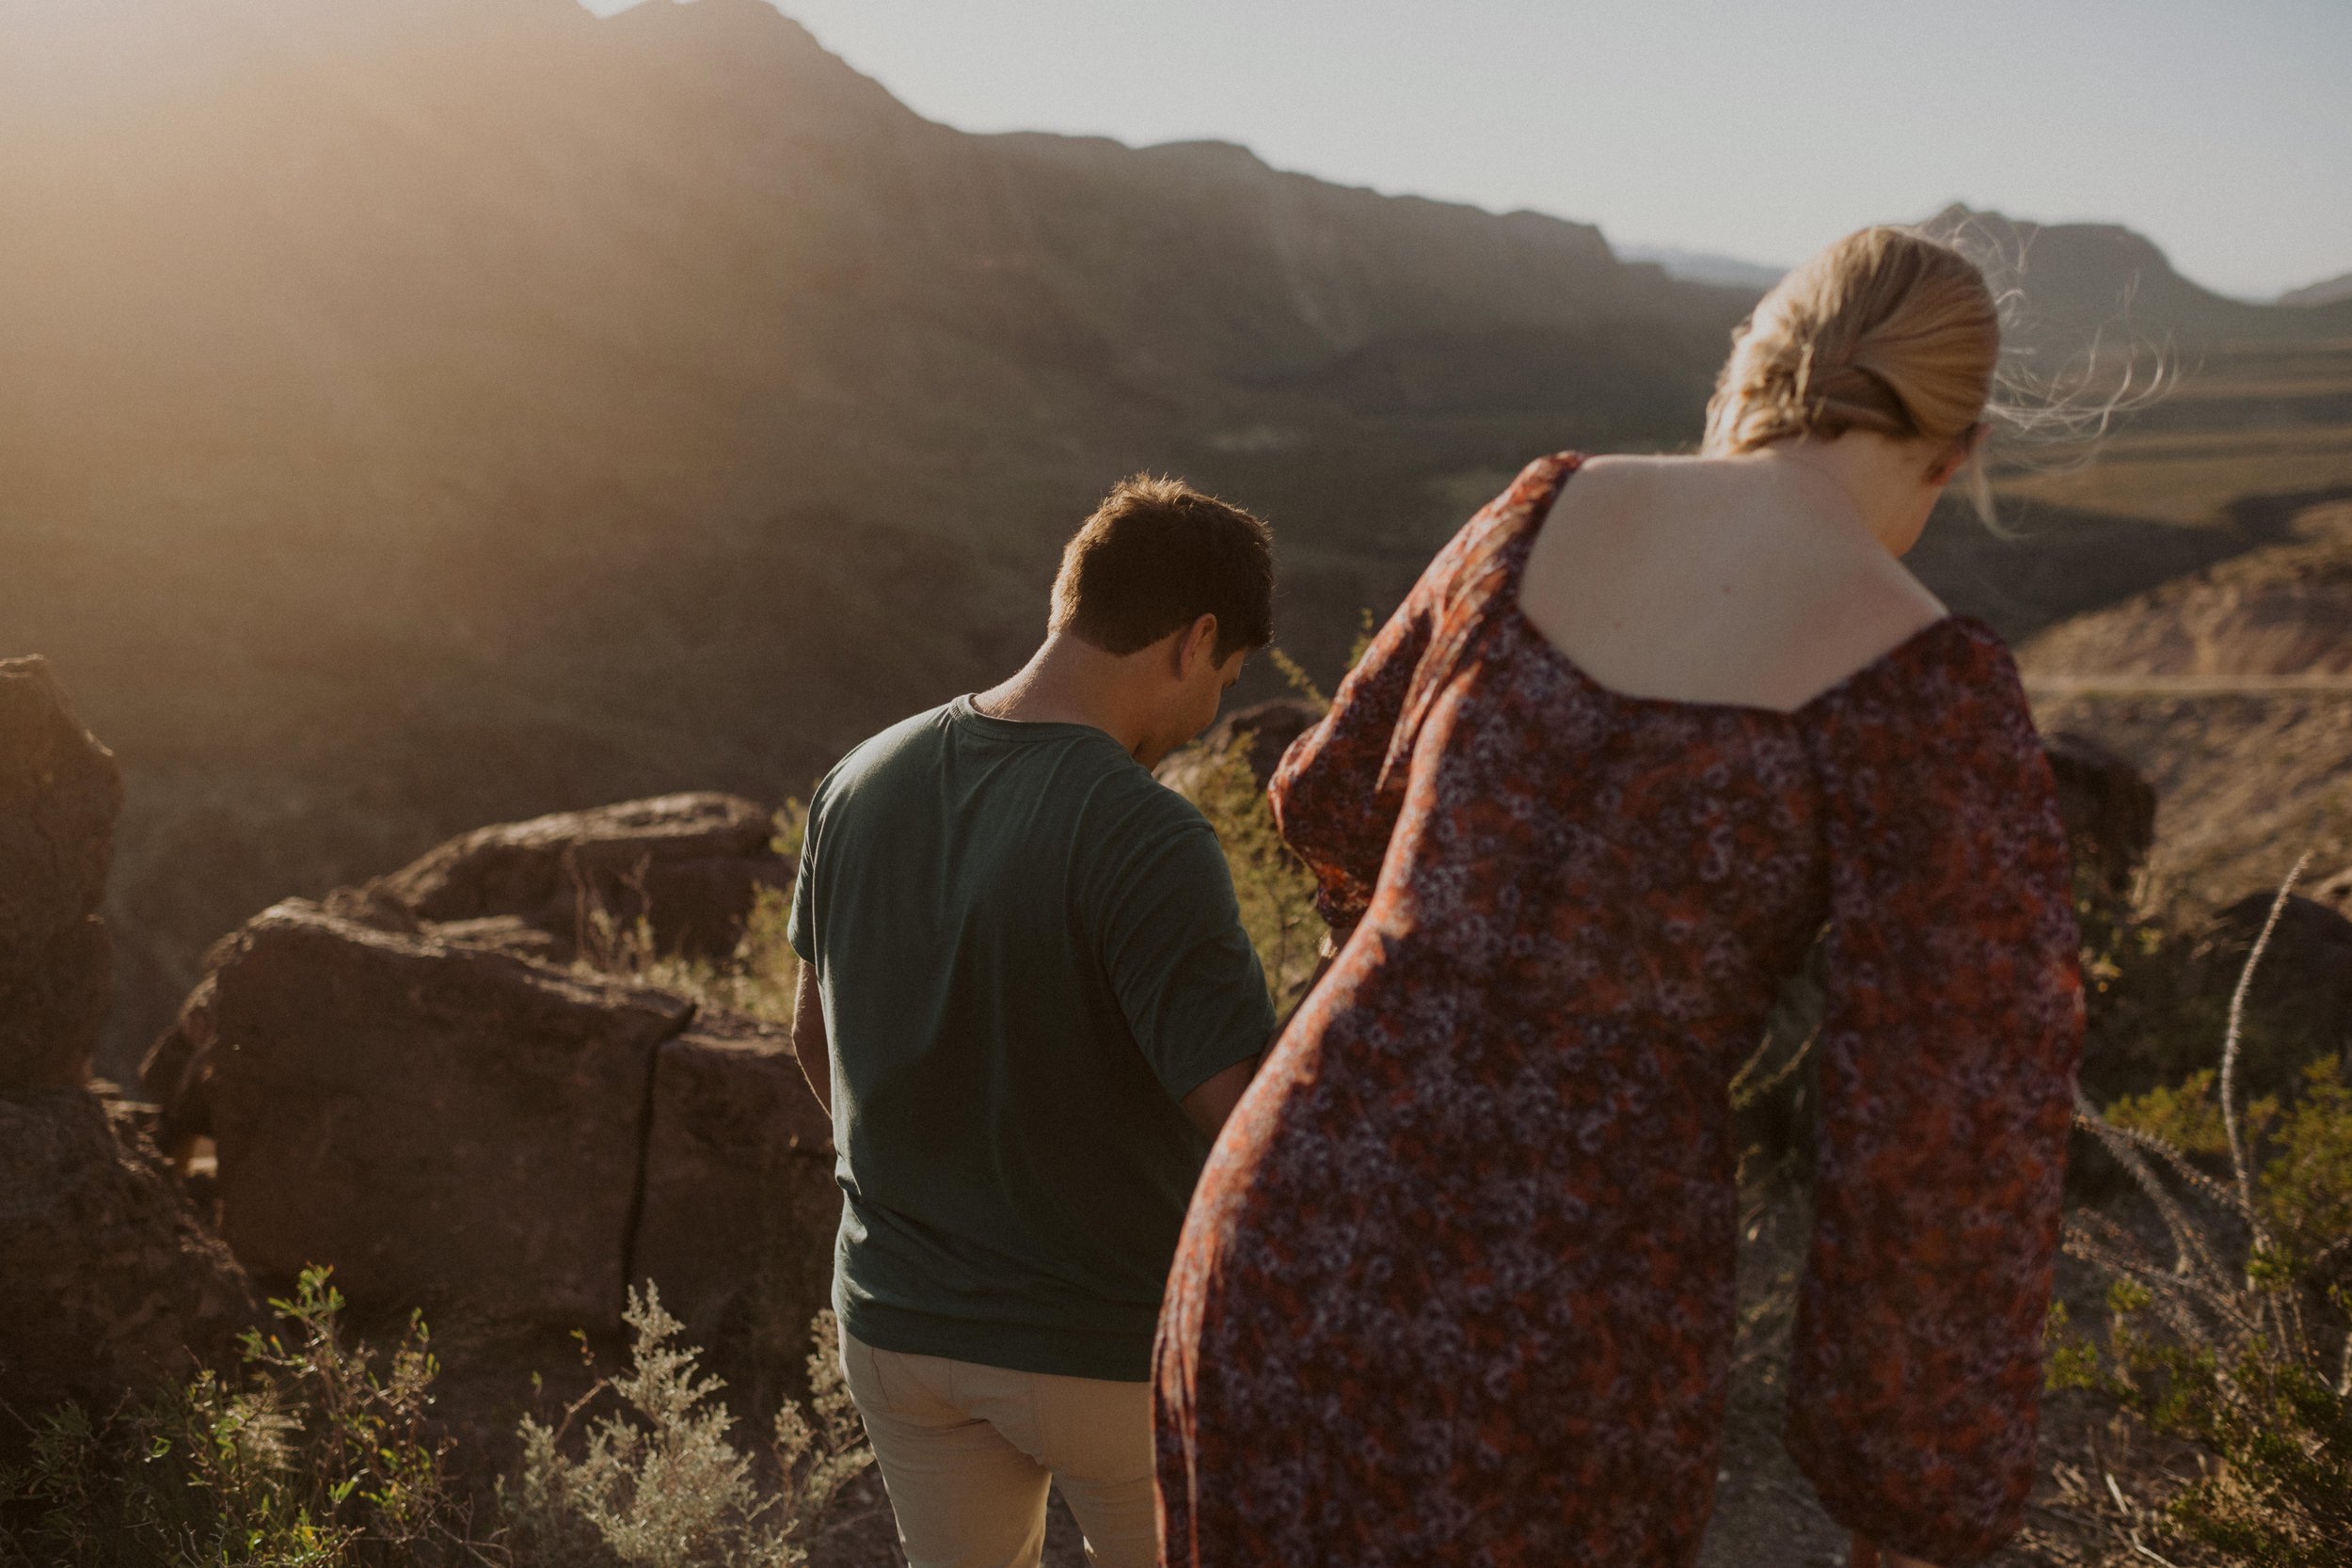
[{"xmin": 973, "ymin": 636, "xmax": 1152, "ymax": 759}]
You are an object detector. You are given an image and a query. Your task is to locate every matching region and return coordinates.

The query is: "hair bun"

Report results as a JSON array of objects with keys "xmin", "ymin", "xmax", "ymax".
[{"xmin": 1705, "ymin": 227, "xmax": 1998, "ymax": 458}]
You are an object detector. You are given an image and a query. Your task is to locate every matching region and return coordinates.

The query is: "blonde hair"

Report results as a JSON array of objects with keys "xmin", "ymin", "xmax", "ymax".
[{"xmin": 1704, "ymin": 226, "xmax": 1999, "ymax": 461}]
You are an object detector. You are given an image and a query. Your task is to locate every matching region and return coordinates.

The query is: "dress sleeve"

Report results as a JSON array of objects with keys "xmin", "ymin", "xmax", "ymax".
[
  {"xmin": 1269, "ymin": 453, "xmax": 1577, "ymax": 929},
  {"xmin": 1788, "ymin": 626, "xmax": 2086, "ymax": 1566}
]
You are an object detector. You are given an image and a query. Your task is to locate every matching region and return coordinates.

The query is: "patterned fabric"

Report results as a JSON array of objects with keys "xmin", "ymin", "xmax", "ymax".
[{"xmin": 1153, "ymin": 453, "xmax": 2084, "ymax": 1568}]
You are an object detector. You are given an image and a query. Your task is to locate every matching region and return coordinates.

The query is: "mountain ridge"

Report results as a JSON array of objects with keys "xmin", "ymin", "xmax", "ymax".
[{"xmin": 0, "ymin": 0, "xmax": 2340, "ymax": 1074}]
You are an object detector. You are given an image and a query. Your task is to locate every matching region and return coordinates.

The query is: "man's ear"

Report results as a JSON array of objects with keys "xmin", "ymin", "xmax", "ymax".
[{"xmin": 1176, "ymin": 613, "xmax": 1221, "ymax": 677}]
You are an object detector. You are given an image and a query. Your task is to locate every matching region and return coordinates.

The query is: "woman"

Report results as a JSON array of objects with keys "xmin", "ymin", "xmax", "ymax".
[{"xmin": 1153, "ymin": 229, "xmax": 2085, "ymax": 1568}]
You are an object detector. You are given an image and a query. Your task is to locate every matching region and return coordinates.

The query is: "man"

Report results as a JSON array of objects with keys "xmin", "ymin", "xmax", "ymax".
[{"xmin": 787, "ymin": 474, "xmax": 1279, "ymax": 1568}]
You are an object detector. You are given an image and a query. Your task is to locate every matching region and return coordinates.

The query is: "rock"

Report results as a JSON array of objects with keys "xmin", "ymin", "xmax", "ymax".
[
  {"xmin": 352, "ymin": 792, "xmax": 790, "ymax": 965},
  {"xmin": 0, "ymin": 1090, "xmax": 260, "ymax": 1432},
  {"xmin": 0, "ymin": 657, "xmax": 123, "ymax": 1095},
  {"xmin": 2044, "ymin": 730, "xmax": 2157, "ymax": 899},
  {"xmin": 1155, "ymin": 696, "xmax": 1325, "ymax": 797},
  {"xmin": 2194, "ymin": 892, "xmax": 2352, "ymax": 1093},
  {"xmin": 205, "ymin": 901, "xmax": 695, "ymax": 1331},
  {"xmin": 2313, "ymin": 863, "xmax": 2352, "ymax": 916},
  {"xmin": 631, "ymin": 1012, "xmax": 837, "ymax": 1404}
]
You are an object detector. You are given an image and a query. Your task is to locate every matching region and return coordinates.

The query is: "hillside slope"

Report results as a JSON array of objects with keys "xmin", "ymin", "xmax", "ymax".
[
  {"xmin": 0, "ymin": 0, "xmax": 1749, "ymax": 1068},
  {"xmin": 2023, "ymin": 501, "xmax": 2352, "ymax": 911},
  {"xmin": 2, "ymin": 0, "xmax": 2342, "ymax": 1072}
]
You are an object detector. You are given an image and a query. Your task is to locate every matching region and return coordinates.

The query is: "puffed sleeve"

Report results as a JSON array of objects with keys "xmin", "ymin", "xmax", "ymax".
[
  {"xmin": 1270, "ymin": 453, "xmax": 1580, "ymax": 929},
  {"xmin": 1788, "ymin": 621, "xmax": 2085, "ymax": 1565}
]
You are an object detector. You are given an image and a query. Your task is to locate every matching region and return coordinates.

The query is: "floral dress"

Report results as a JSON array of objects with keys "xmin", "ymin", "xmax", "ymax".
[{"xmin": 1153, "ymin": 453, "xmax": 2084, "ymax": 1568}]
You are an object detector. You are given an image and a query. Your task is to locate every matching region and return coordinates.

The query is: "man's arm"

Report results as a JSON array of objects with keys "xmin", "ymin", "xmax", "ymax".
[
  {"xmin": 1179, "ymin": 1053, "xmax": 1260, "ymax": 1138},
  {"xmin": 791, "ymin": 958, "xmax": 831, "ymax": 1122}
]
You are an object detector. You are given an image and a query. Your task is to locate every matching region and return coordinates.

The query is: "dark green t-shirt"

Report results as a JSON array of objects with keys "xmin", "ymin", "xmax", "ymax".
[{"xmin": 787, "ymin": 697, "xmax": 1274, "ymax": 1382}]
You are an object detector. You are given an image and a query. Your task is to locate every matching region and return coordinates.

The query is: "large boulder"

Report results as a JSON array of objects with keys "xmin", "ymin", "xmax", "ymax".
[
  {"xmin": 174, "ymin": 895, "xmax": 838, "ymax": 1351},
  {"xmin": 632, "ymin": 1012, "xmax": 837, "ymax": 1405},
  {"xmin": 205, "ymin": 901, "xmax": 695, "ymax": 1330},
  {"xmin": 2314, "ymin": 862, "xmax": 2352, "ymax": 918},
  {"xmin": 332, "ymin": 793, "xmax": 790, "ymax": 965},
  {"xmin": 0, "ymin": 1091, "xmax": 260, "ymax": 1432},
  {"xmin": 2194, "ymin": 891, "xmax": 2352, "ymax": 1093},
  {"xmin": 2043, "ymin": 730, "xmax": 2158, "ymax": 900},
  {"xmin": 0, "ymin": 657, "xmax": 122, "ymax": 1095}
]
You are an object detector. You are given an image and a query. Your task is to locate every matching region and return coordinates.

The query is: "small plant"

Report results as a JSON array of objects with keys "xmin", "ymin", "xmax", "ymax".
[
  {"xmin": 502, "ymin": 1287, "xmax": 869, "ymax": 1568},
  {"xmin": 569, "ymin": 800, "xmax": 812, "ymax": 1026},
  {"xmin": 1176, "ymin": 739, "xmax": 1326, "ymax": 1014},
  {"xmin": 2053, "ymin": 857, "xmax": 2352, "ymax": 1565},
  {"xmin": 0, "ymin": 1267, "xmax": 485, "ymax": 1568}
]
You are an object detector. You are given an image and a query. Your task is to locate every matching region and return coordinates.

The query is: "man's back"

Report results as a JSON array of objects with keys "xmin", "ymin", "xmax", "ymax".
[{"xmin": 789, "ymin": 696, "xmax": 1272, "ymax": 1382}]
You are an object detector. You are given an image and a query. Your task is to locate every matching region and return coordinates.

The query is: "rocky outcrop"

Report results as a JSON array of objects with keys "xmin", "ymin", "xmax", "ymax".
[
  {"xmin": 2195, "ymin": 892, "xmax": 2352, "ymax": 1091},
  {"xmin": 326, "ymin": 792, "xmax": 791, "ymax": 965},
  {"xmin": 0, "ymin": 1092, "xmax": 260, "ymax": 1426},
  {"xmin": 204, "ymin": 902, "xmax": 692, "ymax": 1328},
  {"xmin": 0, "ymin": 665, "xmax": 259, "ymax": 1433},
  {"xmin": 2044, "ymin": 731, "xmax": 2158, "ymax": 898},
  {"xmin": 2313, "ymin": 862, "xmax": 2352, "ymax": 917},
  {"xmin": 162, "ymin": 894, "xmax": 834, "ymax": 1347},
  {"xmin": 633, "ymin": 1012, "xmax": 837, "ymax": 1402},
  {"xmin": 0, "ymin": 657, "xmax": 122, "ymax": 1095}
]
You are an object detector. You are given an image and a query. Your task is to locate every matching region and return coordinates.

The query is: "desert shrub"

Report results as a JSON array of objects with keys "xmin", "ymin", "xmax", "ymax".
[
  {"xmin": 2074, "ymin": 894, "xmax": 2230, "ymax": 1098},
  {"xmin": 0, "ymin": 1267, "xmax": 486, "ymax": 1567},
  {"xmin": 1179, "ymin": 739, "xmax": 1326, "ymax": 1014},
  {"xmin": 502, "ymin": 1287, "xmax": 869, "ymax": 1568},
  {"xmin": 1157, "ymin": 646, "xmax": 1333, "ymax": 1018},
  {"xmin": 2053, "ymin": 862, "xmax": 2352, "ymax": 1565}
]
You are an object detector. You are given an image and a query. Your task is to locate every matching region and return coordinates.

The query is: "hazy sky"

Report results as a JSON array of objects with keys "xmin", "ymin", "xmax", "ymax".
[{"xmin": 586, "ymin": 0, "xmax": 2350, "ymax": 300}]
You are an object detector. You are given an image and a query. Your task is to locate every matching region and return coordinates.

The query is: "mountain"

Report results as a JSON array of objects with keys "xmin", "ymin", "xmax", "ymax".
[
  {"xmin": 0, "ymin": 0, "xmax": 1751, "ymax": 1070},
  {"xmin": 2, "ymin": 0, "xmax": 2339, "ymax": 1074},
  {"xmin": 2281, "ymin": 272, "xmax": 2352, "ymax": 309},
  {"xmin": 1614, "ymin": 245, "xmax": 1788, "ymax": 293},
  {"xmin": 1924, "ymin": 205, "xmax": 2352, "ymax": 349}
]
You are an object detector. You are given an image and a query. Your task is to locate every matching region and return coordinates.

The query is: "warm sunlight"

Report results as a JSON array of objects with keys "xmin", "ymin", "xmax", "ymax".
[{"xmin": 5, "ymin": 5, "xmax": 2349, "ymax": 1565}]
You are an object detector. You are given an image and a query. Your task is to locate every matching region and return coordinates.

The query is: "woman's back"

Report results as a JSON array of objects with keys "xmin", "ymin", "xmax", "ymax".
[
  {"xmin": 1156, "ymin": 452, "xmax": 2085, "ymax": 1568},
  {"xmin": 1157, "ymin": 225, "xmax": 2089, "ymax": 1568},
  {"xmin": 1516, "ymin": 451, "xmax": 1947, "ymax": 714}
]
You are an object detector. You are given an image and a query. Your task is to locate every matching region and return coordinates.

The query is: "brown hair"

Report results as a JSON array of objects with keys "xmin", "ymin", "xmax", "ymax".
[
  {"xmin": 1051, "ymin": 475, "xmax": 1275, "ymax": 661},
  {"xmin": 1704, "ymin": 226, "xmax": 1999, "ymax": 459}
]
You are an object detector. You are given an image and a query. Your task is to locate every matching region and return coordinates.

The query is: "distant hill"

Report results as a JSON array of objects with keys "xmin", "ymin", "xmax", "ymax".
[
  {"xmin": 0, "ymin": 0, "xmax": 1748, "ymax": 1069},
  {"xmin": 2282, "ymin": 272, "xmax": 2352, "ymax": 309},
  {"xmin": 1613, "ymin": 245, "xmax": 1787, "ymax": 293},
  {"xmin": 2023, "ymin": 501, "xmax": 2352, "ymax": 912},
  {"xmin": 0, "ymin": 0, "xmax": 2339, "ymax": 1073},
  {"xmin": 2020, "ymin": 504, "xmax": 2352, "ymax": 679},
  {"xmin": 1925, "ymin": 205, "xmax": 2352, "ymax": 348}
]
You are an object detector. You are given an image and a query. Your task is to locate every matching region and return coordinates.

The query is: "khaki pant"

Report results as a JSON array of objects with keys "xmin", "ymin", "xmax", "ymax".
[{"xmin": 839, "ymin": 1330, "xmax": 1157, "ymax": 1568}]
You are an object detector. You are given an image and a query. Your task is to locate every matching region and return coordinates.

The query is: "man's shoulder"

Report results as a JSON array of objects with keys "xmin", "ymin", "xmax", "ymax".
[
  {"xmin": 817, "ymin": 703, "xmax": 959, "ymax": 802},
  {"xmin": 1087, "ymin": 757, "xmax": 1215, "ymax": 838}
]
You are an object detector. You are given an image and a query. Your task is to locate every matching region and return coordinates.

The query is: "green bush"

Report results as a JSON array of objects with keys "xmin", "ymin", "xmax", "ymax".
[
  {"xmin": 502, "ymin": 1287, "xmax": 869, "ymax": 1568},
  {"xmin": 0, "ymin": 1267, "xmax": 485, "ymax": 1568},
  {"xmin": 0, "ymin": 1274, "xmax": 870, "ymax": 1568},
  {"xmin": 1176, "ymin": 739, "xmax": 1326, "ymax": 1016},
  {"xmin": 2055, "ymin": 863, "xmax": 2352, "ymax": 1565}
]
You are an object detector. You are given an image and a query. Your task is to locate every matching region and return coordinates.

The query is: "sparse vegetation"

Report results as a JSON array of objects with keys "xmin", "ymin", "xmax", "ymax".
[
  {"xmin": 574, "ymin": 805, "xmax": 808, "ymax": 1026},
  {"xmin": 1165, "ymin": 644, "xmax": 1336, "ymax": 1018},
  {"xmin": 1178, "ymin": 739, "xmax": 1326, "ymax": 1014},
  {"xmin": 0, "ymin": 1274, "xmax": 870, "ymax": 1568},
  {"xmin": 0, "ymin": 1268, "xmax": 485, "ymax": 1568},
  {"xmin": 2050, "ymin": 861, "xmax": 2352, "ymax": 1565},
  {"xmin": 503, "ymin": 1288, "xmax": 870, "ymax": 1568}
]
